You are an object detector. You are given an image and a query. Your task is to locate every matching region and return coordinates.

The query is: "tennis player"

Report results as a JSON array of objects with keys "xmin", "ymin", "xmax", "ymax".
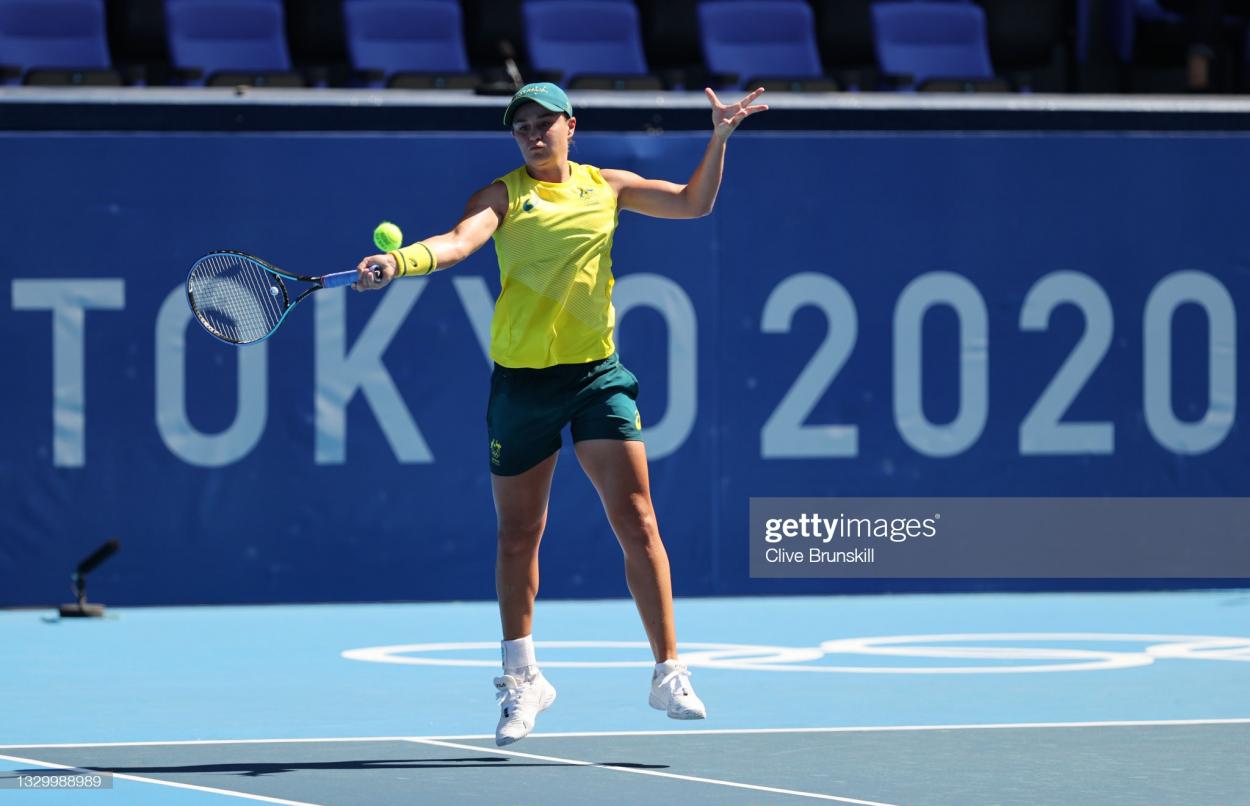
[{"xmin": 354, "ymin": 82, "xmax": 767, "ymax": 746}]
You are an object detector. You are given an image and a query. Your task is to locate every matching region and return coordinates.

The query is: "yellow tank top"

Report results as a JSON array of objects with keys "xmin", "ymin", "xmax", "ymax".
[{"xmin": 490, "ymin": 162, "xmax": 620, "ymax": 369}]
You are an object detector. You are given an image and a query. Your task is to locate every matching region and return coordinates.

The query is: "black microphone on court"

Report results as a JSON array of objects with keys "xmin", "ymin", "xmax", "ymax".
[{"xmin": 59, "ymin": 539, "xmax": 120, "ymax": 618}]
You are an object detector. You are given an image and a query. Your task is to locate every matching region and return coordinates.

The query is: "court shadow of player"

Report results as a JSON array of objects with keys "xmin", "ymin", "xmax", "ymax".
[{"xmin": 74, "ymin": 758, "xmax": 670, "ymax": 777}]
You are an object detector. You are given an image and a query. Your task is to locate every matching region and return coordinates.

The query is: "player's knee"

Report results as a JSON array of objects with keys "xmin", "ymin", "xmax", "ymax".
[
  {"xmin": 612, "ymin": 496, "xmax": 659, "ymax": 550},
  {"xmin": 497, "ymin": 517, "xmax": 545, "ymax": 555}
]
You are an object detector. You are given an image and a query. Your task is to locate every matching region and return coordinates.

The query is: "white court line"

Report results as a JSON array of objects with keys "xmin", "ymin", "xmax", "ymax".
[
  {"xmin": 3, "ymin": 717, "xmax": 1249, "ymax": 750},
  {"xmin": 408, "ymin": 737, "xmax": 897, "ymax": 806},
  {"xmin": 0, "ymin": 753, "xmax": 321, "ymax": 806}
]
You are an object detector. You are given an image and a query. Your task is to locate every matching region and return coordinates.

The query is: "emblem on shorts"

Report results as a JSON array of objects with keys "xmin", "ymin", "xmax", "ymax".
[
  {"xmin": 490, "ymin": 439, "xmax": 502, "ymax": 465},
  {"xmin": 635, "ymin": 410, "xmax": 642, "ymax": 431}
]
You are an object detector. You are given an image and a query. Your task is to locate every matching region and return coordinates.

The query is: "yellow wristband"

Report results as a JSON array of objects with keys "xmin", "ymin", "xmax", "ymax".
[{"xmin": 391, "ymin": 242, "xmax": 438, "ymax": 277}]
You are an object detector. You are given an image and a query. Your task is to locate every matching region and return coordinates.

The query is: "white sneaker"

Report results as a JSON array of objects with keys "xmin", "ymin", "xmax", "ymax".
[
  {"xmin": 649, "ymin": 660, "xmax": 707, "ymax": 720},
  {"xmin": 494, "ymin": 670, "xmax": 556, "ymax": 746}
]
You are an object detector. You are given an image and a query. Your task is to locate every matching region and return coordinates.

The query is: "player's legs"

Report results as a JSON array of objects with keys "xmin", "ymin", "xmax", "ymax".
[
  {"xmin": 573, "ymin": 438, "xmax": 676, "ymax": 662},
  {"xmin": 486, "ymin": 360, "xmax": 568, "ymax": 745},
  {"xmin": 492, "ymin": 450, "xmax": 559, "ymax": 640},
  {"xmin": 575, "ymin": 438, "xmax": 706, "ymax": 719},
  {"xmin": 490, "ymin": 451, "xmax": 560, "ymax": 746}
]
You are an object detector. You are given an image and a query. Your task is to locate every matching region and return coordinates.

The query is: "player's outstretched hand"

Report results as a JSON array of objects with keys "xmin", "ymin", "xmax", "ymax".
[
  {"xmin": 706, "ymin": 87, "xmax": 768, "ymax": 142},
  {"xmin": 354, "ymin": 253, "xmax": 398, "ymax": 292}
]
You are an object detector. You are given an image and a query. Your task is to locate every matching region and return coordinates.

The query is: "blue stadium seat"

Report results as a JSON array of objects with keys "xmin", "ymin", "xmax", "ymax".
[
  {"xmin": 343, "ymin": 0, "xmax": 473, "ymax": 88},
  {"xmin": 522, "ymin": 0, "xmax": 658, "ymax": 88},
  {"xmin": 696, "ymin": 1, "xmax": 826, "ymax": 90},
  {"xmin": 164, "ymin": 0, "xmax": 300, "ymax": 86},
  {"xmin": 871, "ymin": 1, "xmax": 1000, "ymax": 90},
  {"xmin": 0, "ymin": 0, "xmax": 117, "ymax": 84}
]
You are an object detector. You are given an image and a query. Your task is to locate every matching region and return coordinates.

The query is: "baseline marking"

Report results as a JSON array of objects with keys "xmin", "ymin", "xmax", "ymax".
[{"xmin": 408, "ymin": 737, "xmax": 898, "ymax": 805}]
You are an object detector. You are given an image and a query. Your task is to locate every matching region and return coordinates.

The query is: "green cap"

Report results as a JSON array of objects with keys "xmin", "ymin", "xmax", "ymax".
[{"xmin": 502, "ymin": 82, "xmax": 573, "ymax": 126}]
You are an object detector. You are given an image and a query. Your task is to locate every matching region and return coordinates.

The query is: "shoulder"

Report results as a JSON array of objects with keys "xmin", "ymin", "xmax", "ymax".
[{"xmin": 465, "ymin": 180, "xmax": 509, "ymax": 218}]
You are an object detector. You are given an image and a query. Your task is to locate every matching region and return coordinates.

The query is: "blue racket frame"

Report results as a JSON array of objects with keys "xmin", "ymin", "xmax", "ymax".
[{"xmin": 186, "ymin": 250, "xmax": 366, "ymax": 346}]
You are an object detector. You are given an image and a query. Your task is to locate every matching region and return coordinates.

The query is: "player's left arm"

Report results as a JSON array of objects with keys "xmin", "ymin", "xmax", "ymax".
[{"xmin": 602, "ymin": 87, "xmax": 767, "ymax": 220}]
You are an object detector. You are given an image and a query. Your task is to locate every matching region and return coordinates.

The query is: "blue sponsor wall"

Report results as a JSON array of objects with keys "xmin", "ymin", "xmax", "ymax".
[{"xmin": 1, "ymin": 129, "xmax": 1246, "ymax": 606}]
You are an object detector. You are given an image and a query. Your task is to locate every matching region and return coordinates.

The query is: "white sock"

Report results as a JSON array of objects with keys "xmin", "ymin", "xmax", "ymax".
[
  {"xmin": 654, "ymin": 658, "xmax": 682, "ymax": 676},
  {"xmin": 502, "ymin": 635, "xmax": 537, "ymax": 677}
]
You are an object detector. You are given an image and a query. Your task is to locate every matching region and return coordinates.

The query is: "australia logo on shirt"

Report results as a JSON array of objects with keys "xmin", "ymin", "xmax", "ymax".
[{"xmin": 577, "ymin": 187, "xmax": 594, "ymax": 200}]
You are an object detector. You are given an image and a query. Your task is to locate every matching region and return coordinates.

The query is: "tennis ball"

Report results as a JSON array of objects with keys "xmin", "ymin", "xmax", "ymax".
[{"xmin": 373, "ymin": 221, "xmax": 403, "ymax": 252}]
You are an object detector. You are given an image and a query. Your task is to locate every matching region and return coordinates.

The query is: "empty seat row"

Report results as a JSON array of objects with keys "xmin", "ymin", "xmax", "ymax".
[{"xmin": 0, "ymin": 0, "xmax": 1058, "ymax": 91}]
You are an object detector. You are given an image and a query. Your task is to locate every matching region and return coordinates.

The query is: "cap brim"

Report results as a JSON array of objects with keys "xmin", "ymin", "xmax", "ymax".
[{"xmin": 503, "ymin": 97, "xmax": 568, "ymax": 126}]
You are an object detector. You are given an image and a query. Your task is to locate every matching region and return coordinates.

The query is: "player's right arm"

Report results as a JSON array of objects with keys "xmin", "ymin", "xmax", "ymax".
[{"xmin": 354, "ymin": 181, "xmax": 508, "ymax": 291}]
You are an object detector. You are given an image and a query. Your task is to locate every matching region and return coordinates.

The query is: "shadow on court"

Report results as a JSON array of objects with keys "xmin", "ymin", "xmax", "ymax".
[{"xmin": 67, "ymin": 756, "xmax": 669, "ymax": 777}]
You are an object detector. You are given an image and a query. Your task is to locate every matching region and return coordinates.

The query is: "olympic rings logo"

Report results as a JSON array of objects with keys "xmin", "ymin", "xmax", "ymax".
[{"xmin": 342, "ymin": 633, "xmax": 1250, "ymax": 675}]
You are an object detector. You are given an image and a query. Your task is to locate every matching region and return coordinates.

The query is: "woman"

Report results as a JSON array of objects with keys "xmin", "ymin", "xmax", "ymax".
[{"xmin": 354, "ymin": 82, "xmax": 767, "ymax": 746}]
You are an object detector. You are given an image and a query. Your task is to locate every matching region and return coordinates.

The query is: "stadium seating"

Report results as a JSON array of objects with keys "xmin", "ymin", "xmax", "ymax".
[
  {"xmin": 164, "ymin": 0, "xmax": 302, "ymax": 86},
  {"xmin": 522, "ymin": 0, "xmax": 659, "ymax": 89},
  {"xmin": 871, "ymin": 1, "xmax": 1006, "ymax": 91},
  {"xmin": 343, "ymin": 0, "xmax": 475, "ymax": 88},
  {"xmin": 3, "ymin": 0, "xmax": 1195, "ymax": 95},
  {"xmin": 697, "ymin": 0, "xmax": 835, "ymax": 91},
  {"xmin": 0, "ymin": 0, "xmax": 121, "ymax": 85}
]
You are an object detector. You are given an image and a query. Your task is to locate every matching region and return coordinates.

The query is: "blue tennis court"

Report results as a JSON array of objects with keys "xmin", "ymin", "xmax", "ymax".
[{"xmin": 4, "ymin": 590, "xmax": 1248, "ymax": 804}]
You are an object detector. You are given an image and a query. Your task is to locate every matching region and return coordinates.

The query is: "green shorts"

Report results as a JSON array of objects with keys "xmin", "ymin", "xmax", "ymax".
[{"xmin": 487, "ymin": 353, "xmax": 643, "ymax": 476}]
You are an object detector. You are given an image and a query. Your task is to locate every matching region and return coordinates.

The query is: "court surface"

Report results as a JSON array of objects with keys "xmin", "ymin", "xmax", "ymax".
[{"xmin": 3, "ymin": 590, "xmax": 1249, "ymax": 805}]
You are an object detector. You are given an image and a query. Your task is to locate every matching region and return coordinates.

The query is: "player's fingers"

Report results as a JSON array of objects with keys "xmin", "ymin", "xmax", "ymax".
[
  {"xmin": 355, "ymin": 264, "xmax": 378, "ymax": 291},
  {"xmin": 704, "ymin": 87, "xmax": 722, "ymax": 107}
]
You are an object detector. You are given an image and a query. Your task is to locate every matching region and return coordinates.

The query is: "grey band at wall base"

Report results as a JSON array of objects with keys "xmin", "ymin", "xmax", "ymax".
[{"xmin": 749, "ymin": 498, "xmax": 1250, "ymax": 579}]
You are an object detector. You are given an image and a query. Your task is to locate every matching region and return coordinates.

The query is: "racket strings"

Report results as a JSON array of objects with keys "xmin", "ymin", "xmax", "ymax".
[{"xmin": 188, "ymin": 254, "xmax": 288, "ymax": 344}]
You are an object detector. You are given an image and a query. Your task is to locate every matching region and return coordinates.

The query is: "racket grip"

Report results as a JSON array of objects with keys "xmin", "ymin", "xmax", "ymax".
[
  {"xmin": 323, "ymin": 270, "xmax": 362, "ymax": 289},
  {"xmin": 323, "ymin": 267, "xmax": 383, "ymax": 289}
]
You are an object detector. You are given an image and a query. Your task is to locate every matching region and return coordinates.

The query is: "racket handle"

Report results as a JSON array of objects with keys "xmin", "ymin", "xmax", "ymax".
[{"xmin": 322, "ymin": 267, "xmax": 383, "ymax": 289}]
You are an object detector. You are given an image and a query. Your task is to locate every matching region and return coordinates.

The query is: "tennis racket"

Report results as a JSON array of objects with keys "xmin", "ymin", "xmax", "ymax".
[{"xmin": 186, "ymin": 250, "xmax": 380, "ymax": 345}]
